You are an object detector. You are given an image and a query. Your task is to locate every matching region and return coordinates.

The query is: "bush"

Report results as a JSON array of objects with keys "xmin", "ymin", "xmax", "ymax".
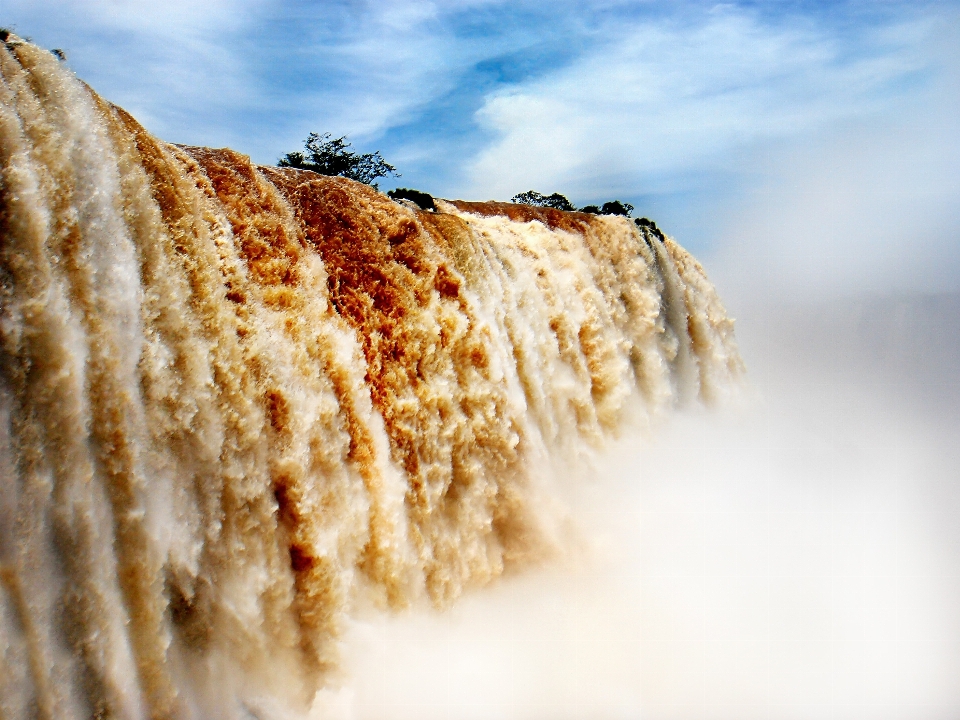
[
  {"xmin": 510, "ymin": 192, "xmax": 638, "ymax": 218},
  {"xmin": 600, "ymin": 200, "xmax": 634, "ymax": 217},
  {"xmin": 388, "ymin": 188, "xmax": 435, "ymax": 211},
  {"xmin": 635, "ymin": 217, "xmax": 664, "ymax": 240},
  {"xmin": 278, "ymin": 132, "xmax": 398, "ymax": 189},
  {"xmin": 510, "ymin": 191, "xmax": 575, "ymax": 211}
]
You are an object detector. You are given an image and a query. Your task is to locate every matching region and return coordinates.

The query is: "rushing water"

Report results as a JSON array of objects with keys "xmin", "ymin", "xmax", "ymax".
[{"xmin": 0, "ymin": 37, "xmax": 742, "ymax": 719}]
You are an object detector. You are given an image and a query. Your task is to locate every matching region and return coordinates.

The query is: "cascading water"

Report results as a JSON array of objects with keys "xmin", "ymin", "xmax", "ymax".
[{"xmin": 0, "ymin": 36, "xmax": 742, "ymax": 719}]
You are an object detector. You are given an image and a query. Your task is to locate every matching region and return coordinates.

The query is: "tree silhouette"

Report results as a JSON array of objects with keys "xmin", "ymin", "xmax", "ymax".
[
  {"xmin": 579, "ymin": 200, "xmax": 634, "ymax": 216},
  {"xmin": 510, "ymin": 191, "xmax": 575, "ymax": 211},
  {"xmin": 278, "ymin": 132, "xmax": 398, "ymax": 189},
  {"xmin": 601, "ymin": 200, "xmax": 633, "ymax": 216},
  {"xmin": 511, "ymin": 191, "xmax": 637, "ymax": 218},
  {"xmin": 388, "ymin": 187, "xmax": 435, "ymax": 211},
  {"xmin": 635, "ymin": 217, "xmax": 665, "ymax": 241}
]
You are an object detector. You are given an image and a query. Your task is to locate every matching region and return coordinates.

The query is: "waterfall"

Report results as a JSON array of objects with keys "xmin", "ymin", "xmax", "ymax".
[{"xmin": 0, "ymin": 36, "xmax": 742, "ymax": 720}]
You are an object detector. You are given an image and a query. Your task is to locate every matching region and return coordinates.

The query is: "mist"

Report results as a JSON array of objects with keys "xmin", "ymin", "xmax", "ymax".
[
  {"xmin": 318, "ymin": 30, "xmax": 960, "ymax": 718},
  {"xmin": 317, "ymin": 288, "xmax": 960, "ymax": 720}
]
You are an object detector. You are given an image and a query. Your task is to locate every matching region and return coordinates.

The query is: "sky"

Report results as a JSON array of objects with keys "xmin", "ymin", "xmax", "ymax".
[{"xmin": 3, "ymin": 0, "xmax": 959, "ymax": 298}]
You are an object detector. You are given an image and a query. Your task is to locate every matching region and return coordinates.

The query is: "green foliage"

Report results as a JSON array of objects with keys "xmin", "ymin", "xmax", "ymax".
[
  {"xmin": 0, "ymin": 29, "xmax": 9, "ymax": 42},
  {"xmin": 600, "ymin": 200, "xmax": 633, "ymax": 217},
  {"xmin": 510, "ymin": 191, "xmax": 636, "ymax": 218},
  {"xmin": 579, "ymin": 201, "xmax": 634, "ymax": 216},
  {"xmin": 388, "ymin": 187, "xmax": 435, "ymax": 211},
  {"xmin": 635, "ymin": 217, "xmax": 664, "ymax": 240},
  {"xmin": 278, "ymin": 132, "xmax": 398, "ymax": 189},
  {"xmin": 510, "ymin": 190, "xmax": 575, "ymax": 211}
]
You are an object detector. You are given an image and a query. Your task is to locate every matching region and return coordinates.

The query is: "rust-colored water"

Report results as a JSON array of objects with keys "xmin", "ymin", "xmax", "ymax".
[{"xmin": 0, "ymin": 37, "xmax": 741, "ymax": 719}]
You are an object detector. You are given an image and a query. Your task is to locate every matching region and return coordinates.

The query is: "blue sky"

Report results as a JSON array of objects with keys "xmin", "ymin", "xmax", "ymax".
[{"xmin": 3, "ymin": 0, "xmax": 959, "ymax": 297}]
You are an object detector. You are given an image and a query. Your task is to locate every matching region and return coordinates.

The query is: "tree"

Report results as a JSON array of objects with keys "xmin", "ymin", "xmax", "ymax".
[
  {"xmin": 510, "ymin": 190, "xmax": 575, "ymax": 211},
  {"xmin": 600, "ymin": 200, "xmax": 634, "ymax": 216},
  {"xmin": 388, "ymin": 188, "xmax": 435, "ymax": 211},
  {"xmin": 580, "ymin": 200, "xmax": 635, "ymax": 216},
  {"xmin": 510, "ymin": 191, "xmax": 636, "ymax": 217},
  {"xmin": 278, "ymin": 132, "xmax": 398, "ymax": 188},
  {"xmin": 635, "ymin": 217, "xmax": 664, "ymax": 240}
]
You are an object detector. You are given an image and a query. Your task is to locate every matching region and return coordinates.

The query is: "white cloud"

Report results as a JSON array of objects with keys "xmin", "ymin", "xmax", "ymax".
[
  {"xmin": 2, "ymin": 0, "xmax": 266, "ymax": 144},
  {"xmin": 65, "ymin": 0, "xmax": 263, "ymax": 34},
  {"xmin": 460, "ymin": 8, "xmax": 935, "ymax": 202},
  {"xmin": 291, "ymin": 9, "xmax": 464, "ymax": 142},
  {"xmin": 2, "ymin": 0, "xmax": 472, "ymax": 154},
  {"xmin": 456, "ymin": 4, "xmax": 960, "ymax": 299},
  {"xmin": 709, "ymin": 22, "xmax": 960, "ymax": 301}
]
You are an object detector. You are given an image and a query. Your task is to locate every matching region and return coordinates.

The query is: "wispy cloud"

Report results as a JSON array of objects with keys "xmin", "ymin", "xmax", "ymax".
[
  {"xmin": 2, "ymin": 0, "xmax": 266, "ymax": 145},
  {"xmin": 712, "ymin": 33, "xmax": 960, "ymax": 301},
  {"xmin": 460, "ymin": 5, "xmax": 934, "ymax": 202},
  {"xmin": 5, "ymin": 0, "xmax": 575, "ymax": 162}
]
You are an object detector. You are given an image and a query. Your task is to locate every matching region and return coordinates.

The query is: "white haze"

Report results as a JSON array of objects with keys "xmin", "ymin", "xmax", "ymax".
[
  {"xmin": 315, "ymin": 292, "xmax": 960, "ymax": 720},
  {"xmin": 710, "ymin": 39, "xmax": 960, "ymax": 302}
]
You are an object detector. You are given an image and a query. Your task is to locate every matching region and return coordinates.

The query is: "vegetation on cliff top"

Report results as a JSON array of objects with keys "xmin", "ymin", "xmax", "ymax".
[
  {"xmin": 279, "ymin": 132, "xmax": 398, "ymax": 189},
  {"xmin": 511, "ymin": 191, "xmax": 635, "ymax": 218},
  {"xmin": 277, "ymin": 134, "xmax": 652, "ymax": 224}
]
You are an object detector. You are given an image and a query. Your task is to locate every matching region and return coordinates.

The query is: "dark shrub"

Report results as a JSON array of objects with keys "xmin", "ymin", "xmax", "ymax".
[
  {"xmin": 635, "ymin": 217, "xmax": 664, "ymax": 241},
  {"xmin": 600, "ymin": 200, "xmax": 634, "ymax": 217},
  {"xmin": 388, "ymin": 188, "xmax": 436, "ymax": 211}
]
